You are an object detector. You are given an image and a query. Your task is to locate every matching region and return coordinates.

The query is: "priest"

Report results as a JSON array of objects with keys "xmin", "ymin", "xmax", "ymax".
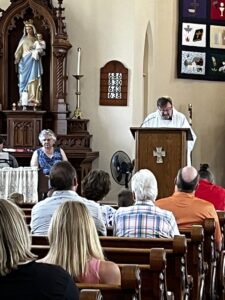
[{"xmin": 141, "ymin": 96, "xmax": 196, "ymax": 166}]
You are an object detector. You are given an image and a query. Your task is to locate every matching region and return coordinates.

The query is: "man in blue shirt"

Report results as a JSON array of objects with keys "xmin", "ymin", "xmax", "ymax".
[{"xmin": 31, "ymin": 161, "xmax": 106, "ymax": 236}]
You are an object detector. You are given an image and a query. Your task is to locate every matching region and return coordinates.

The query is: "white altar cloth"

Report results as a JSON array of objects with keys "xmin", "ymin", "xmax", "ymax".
[{"xmin": 0, "ymin": 166, "xmax": 38, "ymax": 203}]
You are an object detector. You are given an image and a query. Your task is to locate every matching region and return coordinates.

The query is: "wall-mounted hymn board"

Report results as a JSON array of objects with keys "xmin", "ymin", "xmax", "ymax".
[{"xmin": 100, "ymin": 60, "xmax": 128, "ymax": 106}]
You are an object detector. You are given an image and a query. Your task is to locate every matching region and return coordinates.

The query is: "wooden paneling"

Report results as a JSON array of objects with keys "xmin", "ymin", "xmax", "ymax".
[{"xmin": 131, "ymin": 127, "xmax": 188, "ymax": 199}]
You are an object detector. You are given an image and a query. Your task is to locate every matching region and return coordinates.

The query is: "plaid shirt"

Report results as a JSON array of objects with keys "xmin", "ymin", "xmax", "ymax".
[{"xmin": 113, "ymin": 200, "xmax": 180, "ymax": 238}]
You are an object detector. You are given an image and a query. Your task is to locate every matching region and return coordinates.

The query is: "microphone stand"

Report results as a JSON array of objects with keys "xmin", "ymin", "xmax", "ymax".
[{"xmin": 188, "ymin": 104, "xmax": 192, "ymax": 126}]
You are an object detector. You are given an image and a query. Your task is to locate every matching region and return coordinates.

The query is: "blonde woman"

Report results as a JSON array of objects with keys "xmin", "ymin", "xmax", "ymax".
[
  {"xmin": 42, "ymin": 201, "xmax": 121, "ymax": 284},
  {"xmin": 0, "ymin": 199, "xmax": 79, "ymax": 300}
]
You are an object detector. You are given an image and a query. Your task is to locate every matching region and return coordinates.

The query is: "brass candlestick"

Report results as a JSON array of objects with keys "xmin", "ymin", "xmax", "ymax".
[{"xmin": 72, "ymin": 74, "xmax": 84, "ymax": 119}]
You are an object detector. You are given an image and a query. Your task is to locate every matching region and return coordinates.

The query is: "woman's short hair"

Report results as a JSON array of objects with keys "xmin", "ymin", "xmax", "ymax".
[
  {"xmin": 0, "ymin": 200, "xmax": 36, "ymax": 276},
  {"xmin": 38, "ymin": 129, "xmax": 56, "ymax": 143},
  {"xmin": 81, "ymin": 169, "xmax": 111, "ymax": 201},
  {"xmin": 131, "ymin": 169, "xmax": 158, "ymax": 202},
  {"xmin": 46, "ymin": 201, "xmax": 104, "ymax": 280}
]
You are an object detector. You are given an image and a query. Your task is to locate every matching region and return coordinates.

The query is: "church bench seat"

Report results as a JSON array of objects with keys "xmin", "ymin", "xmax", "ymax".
[
  {"xmin": 102, "ymin": 236, "xmax": 191, "ymax": 300},
  {"xmin": 180, "ymin": 218, "xmax": 217, "ymax": 300},
  {"xmin": 31, "ymin": 233, "xmax": 204, "ymax": 299},
  {"xmin": 78, "ymin": 264, "xmax": 141, "ymax": 300},
  {"xmin": 31, "ymin": 235, "xmax": 48, "ymax": 245},
  {"xmin": 100, "ymin": 228, "xmax": 204, "ymax": 300},
  {"xmin": 22, "ymin": 208, "xmax": 32, "ymax": 216},
  {"xmin": 80, "ymin": 289, "xmax": 103, "ymax": 300},
  {"xmin": 31, "ymin": 245, "xmax": 170, "ymax": 300},
  {"xmin": 216, "ymin": 211, "xmax": 225, "ymax": 300},
  {"xmin": 24, "ymin": 215, "xmax": 31, "ymax": 225}
]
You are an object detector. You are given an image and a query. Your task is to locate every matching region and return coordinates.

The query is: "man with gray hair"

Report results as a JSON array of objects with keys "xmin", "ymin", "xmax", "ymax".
[
  {"xmin": 156, "ymin": 166, "xmax": 221, "ymax": 249},
  {"xmin": 113, "ymin": 169, "xmax": 180, "ymax": 238}
]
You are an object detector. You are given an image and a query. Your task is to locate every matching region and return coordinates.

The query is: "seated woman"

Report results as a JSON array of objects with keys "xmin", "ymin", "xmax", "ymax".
[
  {"xmin": 195, "ymin": 163, "xmax": 225, "ymax": 210},
  {"xmin": 41, "ymin": 201, "xmax": 121, "ymax": 284},
  {"xmin": 30, "ymin": 129, "xmax": 68, "ymax": 175},
  {"xmin": 0, "ymin": 199, "xmax": 79, "ymax": 300},
  {"xmin": 81, "ymin": 169, "xmax": 116, "ymax": 227}
]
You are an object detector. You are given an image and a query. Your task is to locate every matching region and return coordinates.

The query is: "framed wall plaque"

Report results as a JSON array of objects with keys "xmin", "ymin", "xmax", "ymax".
[{"xmin": 100, "ymin": 60, "xmax": 128, "ymax": 106}]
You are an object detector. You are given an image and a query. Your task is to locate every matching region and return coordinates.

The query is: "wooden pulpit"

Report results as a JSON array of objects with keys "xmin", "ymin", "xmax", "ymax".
[{"xmin": 130, "ymin": 127, "xmax": 192, "ymax": 199}]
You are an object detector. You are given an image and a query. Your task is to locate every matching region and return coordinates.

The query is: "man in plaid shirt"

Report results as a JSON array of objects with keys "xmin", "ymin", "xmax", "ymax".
[{"xmin": 113, "ymin": 169, "xmax": 180, "ymax": 238}]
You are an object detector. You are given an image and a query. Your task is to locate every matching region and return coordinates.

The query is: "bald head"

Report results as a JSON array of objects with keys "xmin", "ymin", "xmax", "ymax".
[{"xmin": 176, "ymin": 166, "xmax": 199, "ymax": 193}]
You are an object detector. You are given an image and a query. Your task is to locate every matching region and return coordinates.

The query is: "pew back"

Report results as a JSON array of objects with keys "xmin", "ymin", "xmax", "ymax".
[
  {"xmin": 80, "ymin": 289, "xmax": 103, "ymax": 300},
  {"xmin": 31, "ymin": 246, "xmax": 167, "ymax": 300}
]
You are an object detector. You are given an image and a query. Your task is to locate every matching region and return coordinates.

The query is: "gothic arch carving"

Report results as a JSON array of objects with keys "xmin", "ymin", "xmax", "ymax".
[{"xmin": 0, "ymin": 0, "xmax": 71, "ymax": 115}]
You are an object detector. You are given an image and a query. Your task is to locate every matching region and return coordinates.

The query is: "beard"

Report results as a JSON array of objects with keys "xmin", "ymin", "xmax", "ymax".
[{"xmin": 161, "ymin": 115, "xmax": 172, "ymax": 120}]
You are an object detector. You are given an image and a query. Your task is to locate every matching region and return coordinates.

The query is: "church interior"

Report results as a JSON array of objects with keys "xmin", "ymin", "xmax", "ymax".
[
  {"xmin": 1, "ymin": 1, "xmax": 225, "ymax": 299},
  {"xmin": 1, "ymin": 0, "xmax": 225, "ymax": 202}
]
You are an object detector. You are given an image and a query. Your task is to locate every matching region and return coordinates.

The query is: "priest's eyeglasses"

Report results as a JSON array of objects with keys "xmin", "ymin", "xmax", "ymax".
[{"xmin": 158, "ymin": 106, "xmax": 173, "ymax": 113}]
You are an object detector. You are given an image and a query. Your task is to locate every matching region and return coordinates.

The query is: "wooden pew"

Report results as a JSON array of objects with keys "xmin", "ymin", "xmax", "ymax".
[
  {"xmin": 78, "ymin": 264, "xmax": 141, "ymax": 300},
  {"xmin": 31, "ymin": 235, "xmax": 190, "ymax": 299},
  {"xmin": 180, "ymin": 218, "xmax": 217, "ymax": 300},
  {"xmin": 183, "ymin": 226, "xmax": 205, "ymax": 300},
  {"xmin": 216, "ymin": 211, "xmax": 225, "ymax": 300},
  {"xmin": 31, "ymin": 232, "xmax": 202, "ymax": 299},
  {"xmin": 32, "ymin": 235, "xmax": 48, "ymax": 245},
  {"xmin": 24, "ymin": 215, "xmax": 31, "ymax": 225},
  {"xmin": 31, "ymin": 246, "xmax": 168, "ymax": 300},
  {"xmin": 22, "ymin": 208, "xmax": 32, "ymax": 216},
  {"xmin": 102, "ymin": 246, "xmax": 189, "ymax": 300},
  {"xmin": 100, "ymin": 227, "xmax": 204, "ymax": 300},
  {"xmin": 80, "ymin": 289, "xmax": 103, "ymax": 300},
  {"xmin": 17, "ymin": 202, "xmax": 35, "ymax": 209},
  {"xmin": 100, "ymin": 235, "xmax": 190, "ymax": 300}
]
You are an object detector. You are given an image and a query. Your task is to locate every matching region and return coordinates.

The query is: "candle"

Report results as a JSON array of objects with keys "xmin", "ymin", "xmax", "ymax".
[{"xmin": 77, "ymin": 47, "xmax": 81, "ymax": 75}]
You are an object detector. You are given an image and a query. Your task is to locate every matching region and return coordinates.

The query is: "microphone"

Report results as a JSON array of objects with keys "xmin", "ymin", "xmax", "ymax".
[{"xmin": 140, "ymin": 117, "xmax": 152, "ymax": 127}]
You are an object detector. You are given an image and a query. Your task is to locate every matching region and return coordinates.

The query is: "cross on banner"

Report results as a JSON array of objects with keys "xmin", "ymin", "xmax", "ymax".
[{"xmin": 153, "ymin": 147, "xmax": 166, "ymax": 164}]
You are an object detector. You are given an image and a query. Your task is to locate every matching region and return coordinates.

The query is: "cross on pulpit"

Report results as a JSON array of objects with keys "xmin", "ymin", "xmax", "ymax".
[{"xmin": 153, "ymin": 147, "xmax": 166, "ymax": 164}]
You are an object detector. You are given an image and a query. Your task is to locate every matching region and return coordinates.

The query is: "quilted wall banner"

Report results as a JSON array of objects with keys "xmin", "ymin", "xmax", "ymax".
[{"xmin": 177, "ymin": 0, "xmax": 225, "ymax": 81}]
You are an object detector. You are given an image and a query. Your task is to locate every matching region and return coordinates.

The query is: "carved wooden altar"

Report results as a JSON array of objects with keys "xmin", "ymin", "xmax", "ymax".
[{"xmin": 0, "ymin": 0, "xmax": 99, "ymax": 195}]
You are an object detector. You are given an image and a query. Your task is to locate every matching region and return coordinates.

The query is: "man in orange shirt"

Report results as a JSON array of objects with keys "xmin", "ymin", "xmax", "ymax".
[{"xmin": 156, "ymin": 166, "xmax": 221, "ymax": 250}]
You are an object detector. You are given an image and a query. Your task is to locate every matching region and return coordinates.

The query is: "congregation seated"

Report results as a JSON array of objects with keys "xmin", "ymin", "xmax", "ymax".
[
  {"xmin": 195, "ymin": 163, "xmax": 225, "ymax": 210},
  {"xmin": 30, "ymin": 161, "xmax": 106, "ymax": 235},
  {"xmin": 117, "ymin": 189, "xmax": 134, "ymax": 207},
  {"xmin": 81, "ymin": 169, "xmax": 116, "ymax": 227},
  {"xmin": 40, "ymin": 201, "xmax": 121, "ymax": 285},
  {"xmin": 0, "ymin": 199, "xmax": 79, "ymax": 300},
  {"xmin": 156, "ymin": 166, "xmax": 222, "ymax": 250},
  {"xmin": 113, "ymin": 169, "xmax": 180, "ymax": 237}
]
